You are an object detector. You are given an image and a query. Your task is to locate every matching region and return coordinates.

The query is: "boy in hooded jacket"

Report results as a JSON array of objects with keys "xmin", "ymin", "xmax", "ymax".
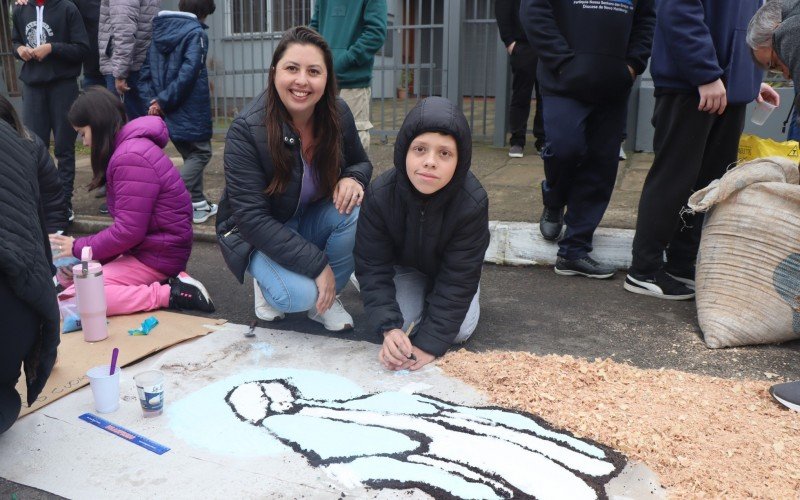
[
  {"xmin": 354, "ymin": 97, "xmax": 490, "ymax": 371},
  {"xmin": 138, "ymin": 0, "xmax": 218, "ymax": 225}
]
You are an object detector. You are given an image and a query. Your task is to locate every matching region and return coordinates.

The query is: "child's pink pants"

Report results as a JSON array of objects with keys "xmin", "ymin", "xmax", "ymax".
[{"xmin": 58, "ymin": 255, "xmax": 172, "ymax": 316}]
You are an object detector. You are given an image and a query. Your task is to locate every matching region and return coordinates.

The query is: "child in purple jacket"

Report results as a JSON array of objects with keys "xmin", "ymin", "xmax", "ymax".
[{"xmin": 49, "ymin": 87, "xmax": 214, "ymax": 315}]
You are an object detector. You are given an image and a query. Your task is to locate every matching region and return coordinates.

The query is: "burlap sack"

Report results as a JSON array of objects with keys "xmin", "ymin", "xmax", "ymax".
[{"xmin": 688, "ymin": 157, "xmax": 800, "ymax": 348}]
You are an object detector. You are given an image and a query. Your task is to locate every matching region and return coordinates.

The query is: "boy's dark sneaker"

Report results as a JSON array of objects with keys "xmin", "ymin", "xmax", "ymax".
[
  {"xmin": 665, "ymin": 266, "xmax": 696, "ymax": 289},
  {"xmin": 534, "ymin": 138, "xmax": 545, "ymax": 153},
  {"xmin": 168, "ymin": 272, "xmax": 215, "ymax": 312},
  {"xmin": 769, "ymin": 381, "xmax": 800, "ymax": 411},
  {"xmin": 554, "ymin": 255, "xmax": 615, "ymax": 279},
  {"xmin": 539, "ymin": 181, "xmax": 563, "ymax": 241},
  {"xmin": 99, "ymin": 203, "xmax": 109, "ymax": 215},
  {"xmin": 624, "ymin": 271, "xmax": 695, "ymax": 300},
  {"xmin": 508, "ymin": 145, "xmax": 524, "ymax": 158}
]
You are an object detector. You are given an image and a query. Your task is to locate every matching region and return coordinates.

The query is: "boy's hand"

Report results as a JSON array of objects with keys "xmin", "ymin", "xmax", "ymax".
[
  {"xmin": 332, "ymin": 177, "xmax": 364, "ymax": 215},
  {"xmin": 17, "ymin": 46, "xmax": 34, "ymax": 61},
  {"xmin": 14, "ymin": 0, "xmax": 28, "ymax": 5},
  {"xmin": 380, "ymin": 329, "xmax": 415, "ymax": 369},
  {"xmin": 31, "ymin": 43, "xmax": 52, "ymax": 61},
  {"xmin": 148, "ymin": 100, "xmax": 163, "ymax": 116},
  {"xmin": 115, "ymin": 78, "xmax": 130, "ymax": 95}
]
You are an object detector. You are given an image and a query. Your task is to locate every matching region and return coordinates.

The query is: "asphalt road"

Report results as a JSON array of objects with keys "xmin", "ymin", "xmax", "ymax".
[{"xmin": 183, "ymin": 240, "xmax": 800, "ymax": 381}]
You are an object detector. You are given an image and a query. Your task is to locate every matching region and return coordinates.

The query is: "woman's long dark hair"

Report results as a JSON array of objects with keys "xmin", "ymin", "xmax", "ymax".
[
  {"xmin": 68, "ymin": 86, "xmax": 127, "ymax": 191},
  {"xmin": 265, "ymin": 26, "xmax": 341, "ymax": 197},
  {"xmin": 0, "ymin": 94, "xmax": 29, "ymax": 139}
]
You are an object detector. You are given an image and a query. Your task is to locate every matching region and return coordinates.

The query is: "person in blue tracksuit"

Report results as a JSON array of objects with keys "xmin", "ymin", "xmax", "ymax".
[
  {"xmin": 625, "ymin": 0, "xmax": 779, "ymax": 300},
  {"xmin": 138, "ymin": 0, "xmax": 218, "ymax": 224}
]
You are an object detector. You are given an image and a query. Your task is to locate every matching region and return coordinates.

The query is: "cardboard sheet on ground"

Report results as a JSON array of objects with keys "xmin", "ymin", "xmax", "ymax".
[
  {"xmin": 0, "ymin": 323, "xmax": 663, "ymax": 499},
  {"xmin": 16, "ymin": 311, "xmax": 225, "ymax": 417}
]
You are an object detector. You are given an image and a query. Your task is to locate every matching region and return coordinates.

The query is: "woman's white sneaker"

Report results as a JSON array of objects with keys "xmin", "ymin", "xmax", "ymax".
[
  {"xmin": 307, "ymin": 297, "xmax": 353, "ymax": 331},
  {"xmin": 253, "ymin": 279, "xmax": 285, "ymax": 321}
]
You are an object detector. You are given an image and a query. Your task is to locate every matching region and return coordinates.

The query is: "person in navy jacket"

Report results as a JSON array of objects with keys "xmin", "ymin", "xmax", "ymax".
[
  {"xmin": 625, "ymin": 0, "xmax": 779, "ymax": 300},
  {"xmin": 520, "ymin": 0, "xmax": 655, "ymax": 280}
]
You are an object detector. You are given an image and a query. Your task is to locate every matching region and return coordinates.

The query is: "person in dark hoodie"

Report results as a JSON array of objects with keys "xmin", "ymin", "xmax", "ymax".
[
  {"xmin": 354, "ymin": 97, "xmax": 490, "ymax": 371},
  {"xmin": 11, "ymin": 0, "xmax": 89, "ymax": 223},
  {"xmin": 625, "ymin": 0, "xmax": 779, "ymax": 300},
  {"xmin": 0, "ymin": 118, "xmax": 60, "ymax": 435},
  {"xmin": 520, "ymin": 0, "xmax": 655, "ymax": 279},
  {"xmin": 138, "ymin": 0, "xmax": 218, "ymax": 225}
]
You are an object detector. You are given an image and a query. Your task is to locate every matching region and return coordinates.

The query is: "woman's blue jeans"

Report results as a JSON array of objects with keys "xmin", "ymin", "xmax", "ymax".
[{"xmin": 247, "ymin": 201, "xmax": 358, "ymax": 313}]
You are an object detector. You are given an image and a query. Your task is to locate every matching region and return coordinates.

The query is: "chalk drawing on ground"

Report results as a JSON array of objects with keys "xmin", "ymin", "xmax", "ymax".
[{"xmin": 224, "ymin": 374, "xmax": 627, "ymax": 500}]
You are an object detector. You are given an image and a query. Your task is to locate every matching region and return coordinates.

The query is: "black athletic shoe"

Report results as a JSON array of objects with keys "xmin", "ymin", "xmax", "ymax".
[
  {"xmin": 534, "ymin": 138, "xmax": 545, "ymax": 153},
  {"xmin": 539, "ymin": 181, "xmax": 564, "ymax": 241},
  {"xmin": 554, "ymin": 255, "xmax": 615, "ymax": 279},
  {"xmin": 99, "ymin": 203, "xmax": 109, "ymax": 215},
  {"xmin": 168, "ymin": 273, "xmax": 215, "ymax": 312},
  {"xmin": 664, "ymin": 265, "xmax": 696, "ymax": 289},
  {"xmin": 624, "ymin": 270, "xmax": 695, "ymax": 300},
  {"xmin": 67, "ymin": 208, "xmax": 75, "ymax": 223},
  {"xmin": 770, "ymin": 381, "xmax": 800, "ymax": 411}
]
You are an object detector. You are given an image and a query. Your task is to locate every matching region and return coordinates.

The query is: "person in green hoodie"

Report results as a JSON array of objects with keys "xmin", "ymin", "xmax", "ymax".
[{"xmin": 310, "ymin": 0, "xmax": 387, "ymax": 154}]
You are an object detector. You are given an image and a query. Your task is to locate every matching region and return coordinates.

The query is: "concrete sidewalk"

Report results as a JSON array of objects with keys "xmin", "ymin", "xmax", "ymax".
[{"xmin": 69, "ymin": 136, "xmax": 653, "ymax": 239}]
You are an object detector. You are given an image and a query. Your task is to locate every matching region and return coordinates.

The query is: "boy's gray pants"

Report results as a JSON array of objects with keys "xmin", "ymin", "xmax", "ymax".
[
  {"xmin": 394, "ymin": 266, "xmax": 480, "ymax": 344},
  {"xmin": 173, "ymin": 140, "xmax": 212, "ymax": 204}
]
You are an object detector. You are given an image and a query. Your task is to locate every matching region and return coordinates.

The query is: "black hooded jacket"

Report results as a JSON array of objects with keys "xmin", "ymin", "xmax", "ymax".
[
  {"xmin": 354, "ymin": 97, "xmax": 490, "ymax": 357},
  {"xmin": 217, "ymin": 92, "xmax": 373, "ymax": 283},
  {"xmin": 0, "ymin": 120, "xmax": 60, "ymax": 406}
]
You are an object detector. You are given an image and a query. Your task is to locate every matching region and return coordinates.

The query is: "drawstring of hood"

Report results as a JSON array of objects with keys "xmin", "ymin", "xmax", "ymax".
[{"xmin": 35, "ymin": 1, "xmax": 45, "ymax": 46}]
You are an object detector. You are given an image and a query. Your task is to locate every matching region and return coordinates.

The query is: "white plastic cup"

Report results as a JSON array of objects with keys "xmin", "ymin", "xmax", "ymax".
[
  {"xmin": 134, "ymin": 370, "xmax": 165, "ymax": 417},
  {"xmin": 751, "ymin": 100, "xmax": 777, "ymax": 126},
  {"xmin": 86, "ymin": 365, "xmax": 121, "ymax": 413}
]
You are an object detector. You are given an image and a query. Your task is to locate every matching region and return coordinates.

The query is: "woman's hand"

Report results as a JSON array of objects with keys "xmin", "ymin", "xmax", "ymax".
[
  {"xmin": 49, "ymin": 234, "xmax": 74, "ymax": 259},
  {"xmin": 314, "ymin": 264, "xmax": 336, "ymax": 315},
  {"xmin": 332, "ymin": 177, "xmax": 364, "ymax": 215},
  {"xmin": 379, "ymin": 330, "xmax": 436, "ymax": 371}
]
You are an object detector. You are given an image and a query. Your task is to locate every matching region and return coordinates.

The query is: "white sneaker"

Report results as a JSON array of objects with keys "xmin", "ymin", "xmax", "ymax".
[
  {"xmin": 193, "ymin": 201, "xmax": 218, "ymax": 224},
  {"xmin": 349, "ymin": 272, "xmax": 360, "ymax": 292},
  {"xmin": 307, "ymin": 297, "xmax": 353, "ymax": 331},
  {"xmin": 253, "ymin": 279, "xmax": 285, "ymax": 321},
  {"xmin": 619, "ymin": 144, "xmax": 627, "ymax": 161}
]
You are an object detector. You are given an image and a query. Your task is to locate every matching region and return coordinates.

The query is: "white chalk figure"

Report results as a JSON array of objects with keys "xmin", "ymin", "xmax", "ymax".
[{"xmin": 225, "ymin": 379, "xmax": 625, "ymax": 500}]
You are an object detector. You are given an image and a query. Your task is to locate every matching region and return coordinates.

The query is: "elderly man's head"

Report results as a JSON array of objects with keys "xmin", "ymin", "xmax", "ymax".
[{"xmin": 748, "ymin": 1, "xmax": 792, "ymax": 79}]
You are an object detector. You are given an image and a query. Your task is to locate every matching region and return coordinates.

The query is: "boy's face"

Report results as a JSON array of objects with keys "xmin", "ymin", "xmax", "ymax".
[{"xmin": 405, "ymin": 132, "xmax": 458, "ymax": 195}]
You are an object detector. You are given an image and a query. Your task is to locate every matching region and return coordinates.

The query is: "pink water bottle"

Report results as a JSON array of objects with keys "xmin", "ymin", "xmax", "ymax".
[{"xmin": 73, "ymin": 247, "xmax": 108, "ymax": 342}]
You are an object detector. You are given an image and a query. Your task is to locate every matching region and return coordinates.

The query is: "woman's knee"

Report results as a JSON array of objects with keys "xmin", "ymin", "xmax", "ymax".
[{"xmin": 255, "ymin": 276, "xmax": 317, "ymax": 313}]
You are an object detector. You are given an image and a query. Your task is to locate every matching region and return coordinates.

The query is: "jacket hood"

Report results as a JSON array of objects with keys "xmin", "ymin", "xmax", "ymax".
[
  {"xmin": 776, "ymin": 1, "xmax": 800, "ymax": 102},
  {"xmin": 152, "ymin": 11, "xmax": 204, "ymax": 54},
  {"xmin": 393, "ymin": 96, "xmax": 472, "ymax": 199},
  {"xmin": 115, "ymin": 116, "xmax": 170, "ymax": 149}
]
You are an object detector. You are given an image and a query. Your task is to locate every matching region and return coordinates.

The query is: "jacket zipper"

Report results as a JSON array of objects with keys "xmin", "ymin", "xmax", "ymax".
[
  {"xmin": 417, "ymin": 203, "xmax": 427, "ymax": 258},
  {"xmin": 290, "ymin": 135, "xmax": 304, "ymax": 219}
]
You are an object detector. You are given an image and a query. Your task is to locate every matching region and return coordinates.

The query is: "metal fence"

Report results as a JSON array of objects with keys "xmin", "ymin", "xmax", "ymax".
[
  {"xmin": 202, "ymin": 0, "xmax": 507, "ymax": 142},
  {"xmin": 0, "ymin": 1, "xmax": 21, "ymax": 99}
]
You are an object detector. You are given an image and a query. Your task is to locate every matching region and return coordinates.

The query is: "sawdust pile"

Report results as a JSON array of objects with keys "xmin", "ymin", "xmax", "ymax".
[{"xmin": 439, "ymin": 351, "xmax": 800, "ymax": 498}]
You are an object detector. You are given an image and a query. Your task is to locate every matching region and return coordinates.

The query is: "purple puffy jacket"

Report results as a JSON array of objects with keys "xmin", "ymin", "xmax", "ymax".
[{"xmin": 73, "ymin": 116, "xmax": 193, "ymax": 276}]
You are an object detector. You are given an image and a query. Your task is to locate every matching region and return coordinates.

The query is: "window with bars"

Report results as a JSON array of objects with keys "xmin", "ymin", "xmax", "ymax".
[{"xmin": 229, "ymin": 0, "xmax": 310, "ymax": 35}]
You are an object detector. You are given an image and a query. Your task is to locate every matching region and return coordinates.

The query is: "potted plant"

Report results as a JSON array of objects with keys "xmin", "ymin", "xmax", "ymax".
[{"xmin": 397, "ymin": 68, "xmax": 413, "ymax": 99}]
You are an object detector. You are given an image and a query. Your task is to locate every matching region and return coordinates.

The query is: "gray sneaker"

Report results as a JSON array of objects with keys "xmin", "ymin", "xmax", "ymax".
[
  {"xmin": 508, "ymin": 145, "xmax": 524, "ymax": 158},
  {"xmin": 770, "ymin": 381, "xmax": 800, "ymax": 411},
  {"xmin": 193, "ymin": 201, "xmax": 218, "ymax": 224}
]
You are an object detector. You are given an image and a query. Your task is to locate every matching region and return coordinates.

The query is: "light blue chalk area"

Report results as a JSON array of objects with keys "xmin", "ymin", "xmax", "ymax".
[
  {"xmin": 342, "ymin": 457, "xmax": 500, "ymax": 500},
  {"xmin": 444, "ymin": 404, "xmax": 606, "ymax": 459},
  {"xmin": 168, "ymin": 367, "xmax": 364, "ymax": 456},
  {"xmin": 323, "ymin": 392, "xmax": 438, "ymax": 416},
  {"xmin": 265, "ymin": 414, "xmax": 419, "ymax": 460}
]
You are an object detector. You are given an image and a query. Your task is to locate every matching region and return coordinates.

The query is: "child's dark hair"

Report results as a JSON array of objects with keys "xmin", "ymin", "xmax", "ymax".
[
  {"xmin": 265, "ymin": 26, "xmax": 341, "ymax": 197},
  {"xmin": 68, "ymin": 86, "xmax": 127, "ymax": 191},
  {"xmin": 179, "ymin": 0, "xmax": 216, "ymax": 19},
  {"xmin": 0, "ymin": 94, "xmax": 28, "ymax": 139}
]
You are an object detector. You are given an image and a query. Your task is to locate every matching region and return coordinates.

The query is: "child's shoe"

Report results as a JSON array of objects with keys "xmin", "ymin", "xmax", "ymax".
[
  {"xmin": 307, "ymin": 297, "xmax": 353, "ymax": 331},
  {"xmin": 169, "ymin": 272, "xmax": 215, "ymax": 312}
]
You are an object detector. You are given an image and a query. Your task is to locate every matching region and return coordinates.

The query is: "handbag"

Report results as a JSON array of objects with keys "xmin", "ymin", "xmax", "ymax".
[{"xmin": 217, "ymin": 219, "xmax": 254, "ymax": 284}]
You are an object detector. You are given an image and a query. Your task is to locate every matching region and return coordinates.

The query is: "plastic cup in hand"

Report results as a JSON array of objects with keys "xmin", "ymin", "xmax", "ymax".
[
  {"xmin": 751, "ymin": 100, "xmax": 777, "ymax": 126},
  {"xmin": 86, "ymin": 364, "xmax": 121, "ymax": 413},
  {"xmin": 134, "ymin": 370, "xmax": 165, "ymax": 417}
]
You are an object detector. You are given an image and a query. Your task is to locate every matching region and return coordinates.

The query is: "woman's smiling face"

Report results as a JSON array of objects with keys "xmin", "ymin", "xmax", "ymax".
[{"xmin": 273, "ymin": 43, "xmax": 327, "ymax": 121}]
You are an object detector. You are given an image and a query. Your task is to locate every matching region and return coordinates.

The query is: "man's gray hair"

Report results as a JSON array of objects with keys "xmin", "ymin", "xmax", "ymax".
[{"xmin": 747, "ymin": 1, "xmax": 783, "ymax": 49}]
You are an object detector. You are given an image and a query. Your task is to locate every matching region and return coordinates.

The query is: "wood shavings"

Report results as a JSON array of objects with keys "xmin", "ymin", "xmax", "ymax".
[{"xmin": 439, "ymin": 350, "xmax": 800, "ymax": 498}]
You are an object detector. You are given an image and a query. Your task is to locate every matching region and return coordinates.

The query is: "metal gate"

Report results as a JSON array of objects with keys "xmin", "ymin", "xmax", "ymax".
[
  {"xmin": 203, "ymin": 0, "xmax": 506, "ymax": 141},
  {"xmin": 0, "ymin": 1, "xmax": 21, "ymax": 99}
]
